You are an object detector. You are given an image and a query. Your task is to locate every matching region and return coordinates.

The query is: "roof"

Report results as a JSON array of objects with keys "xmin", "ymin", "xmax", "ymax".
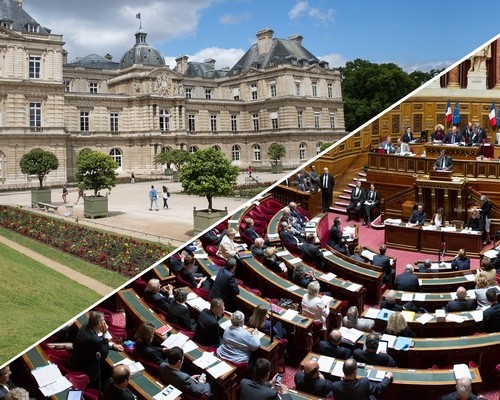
[
  {"xmin": 183, "ymin": 62, "xmax": 228, "ymax": 79},
  {"xmin": 119, "ymin": 31, "xmax": 165, "ymax": 69},
  {"xmin": 65, "ymin": 53, "xmax": 119, "ymax": 70},
  {"xmin": 0, "ymin": 0, "xmax": 51, "ymax": 34}
]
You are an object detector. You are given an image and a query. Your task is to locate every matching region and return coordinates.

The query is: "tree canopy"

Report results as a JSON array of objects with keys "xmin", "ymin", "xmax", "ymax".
[
  {"xmin": 154, "ymin": 148, "xmax": 191, "ymax": 171},
  {"xmin": 179, "ymin": 148, "xmax": 239, "ymax": 211},
  {"xmin": 75, "ymin": 149, "xmax": 118, "ymax": 197},
  {"xmin": 19, "ymin": 148, "xmax": 59, "ymax": 189},
  {"xmin": 267, "ymin": 143, "xmax": 286, "ymax": 165}
]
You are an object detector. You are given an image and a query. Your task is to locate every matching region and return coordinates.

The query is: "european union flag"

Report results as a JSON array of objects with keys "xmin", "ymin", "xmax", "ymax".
[
  {"xmin": 497, "ymin": 105, "xmax": 500, "ymax": 127},
  {"xmin": 452, "ymin": 100, "xmax": 460, "ymax": 125}
]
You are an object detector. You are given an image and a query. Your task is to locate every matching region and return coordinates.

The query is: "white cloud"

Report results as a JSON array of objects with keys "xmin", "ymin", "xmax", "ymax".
[
  {"xmin": 403, "ymin": 60, "xmax": 452, "ymax": 73},
  {"xmin": 165, "ymin": 47, "xmax": 246, "ymax": 70},
  {"xmin": 319, "ymin": 53, "xmax": 347, "ymax": 69},
  {"xmin": 288, "ymin": 1, "xmax": 334, "ymax": 24},
  {"xmin": 219, "ymin": 12, "xmax": 250, "ymax": 25},
  {"xmin": 288, "ymin": 1, "xmax": 309, "ymax": 19}
]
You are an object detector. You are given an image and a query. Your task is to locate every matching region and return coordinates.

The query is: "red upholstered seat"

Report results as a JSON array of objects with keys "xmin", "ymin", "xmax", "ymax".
[
  {"xmin": 48, "ymin": 354, "xmax": 71, "ymax": 375},
  {"xmin": 65, "ymin": 372, "xmax": 89, "ymax": 390}
]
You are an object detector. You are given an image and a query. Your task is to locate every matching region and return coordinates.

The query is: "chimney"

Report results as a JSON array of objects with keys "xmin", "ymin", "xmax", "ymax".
[
  {"xmin": 15, "ymin": 0, "xmax": 22, "ymax": 7},
  {"xmin": 104, "ymin": 53, "xmax": 113, "ymax": 61},
  {"xmin": 62, "ymin": 49, "xmax": 68, "ymax": 65},
  {"xmin": 288, "ymin": 34, "xmax": 303, "ymax": 46},
  {"xmin": 175, "ymin": 55, "xmax": 189, "ymax": 74},
  {"xmin": 204, "ymin": 58, "xmax": 216, "ymax": 69},
  {"xmin": 256, "ymin": 28, "xmax": 274, "ymax": 55}
]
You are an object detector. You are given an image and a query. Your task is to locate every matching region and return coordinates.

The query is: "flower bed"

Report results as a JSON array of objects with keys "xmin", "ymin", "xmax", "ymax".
[{"xmin": 0, "ymin": 206, "xmax": 172, "ymax": 276}]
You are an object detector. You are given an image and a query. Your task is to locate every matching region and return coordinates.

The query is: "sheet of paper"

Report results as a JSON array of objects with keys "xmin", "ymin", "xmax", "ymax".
[
  {"xmin": 153, "ymin": 385, "xmax": 182, "ymax": 400},
  {"xmin": 414, "ymin": 293, "xmax": 426, "ymax": 301},
  {"xmin": 449, "ymin": 291, "xmax": 458, "ymax": 300},
  {"xmin": 187, "ymin": 296, "xmax": 211, "ymax": 311},
  {"xmin": 321, "ymin": 295, "xmax": 333, "ymax": 306},
  {"xmin": 317, "ymin": 355, "xmax": 334, "ymax": 373},
  {"xmin": 322, "ymin": 250, "xmax": 332, "ymax": 257},
  {"xmin": 416, "ymin": 313, "xmax": 434, "ymax": 325},
  {"xmin": 207, "ymin": 361, "xmax": 233, "ymax": 379},
  {"xmin": 364, "ymin": 308, "xmax": 380, "ymax": 319},
  {"xmin": 289, "ymin": 257, "xmax": 302, "ymax": 265},
  {"xmin": 276, "ymin": 250, "xmax": 290, "ymax": 257},
  {"xmin": 331, "ymin": 360, "xmax": 344, "ymax": 377},
  {"xmin": 287, "ymin": 285, "xmax": 300, "ymax": 292},
  {"xmin": 38, "ymin": 376, "xmax": 72, "ymax": 397},
  {"xmin": 281, "ymin": 309, "xmax": 299, "ymax": 321},
  {"xmin": 453, "ymin": 364, "xmax": 471, "ymax": 380},
  {"xmin": 483, "ymin": 249, "xmax": 499, "ymax": 259},
  {"xmin": 464, "ymin": 274, "xmax": 475, "ymax": 282},
  {"xmin": 182, "ymin": 340, "xmax": 198, "ymax": 354},
  {"xmin": 193, "ymin": 352, "xmax": 219, "ymax": 369},
  {"xmin": 469, "ymin": 310, "xmax": 483, "ymax": 322},
  {"xmin": 446, "ymin": 313, "xmax": 465, "ymax": 323},
  {"xmin": 268, "ymin": 233, "xmax": 279, "ymax": 240},
  {"xmin": 320, "ymin": 272, "xmax": 336, "ymax": 281},
  {"xmin": 194, "ymin": 253, "xmax": 208, "ymax": 259},
  {"xmin": 31, "ymin": 364, "xmax": 63, "ymax": 387},
  {"xmin": 381, "ymin": 334, "xmax": 397, "ymax": 348},
  {"xmin": 187, "ymin": 292, "xmax": 197, "ymax": 300},
  {"xmin": 466, "ymin": 289, "xmax": 476, "ymax": 299},
  {"xmin": 347, "ymin": 283, "xmax": 362, "ymax": 292},
  {"xmin": 401, "ymin": 292, "xmax": 413, "ymax": 301},
  {"xmin": 227, "ymin": 219, "xmax": 239, "ymax": 223},
  {"xmin": 161, "ymin": 332, "xmax": 189, "ymax": 349},
  {"xmin": 219, "ymin": 319, "xmax": 232, "ymax": 330}
]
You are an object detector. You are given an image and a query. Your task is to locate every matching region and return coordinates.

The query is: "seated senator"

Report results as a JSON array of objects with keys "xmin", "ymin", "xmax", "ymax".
[
  {"xmin": 294, "ymin": 359, "xmax": 334, "ymax": 398},
  {"xmin": 383, "ymin": 312, "xmax": 415, "ymax": 337},
  {"xmin": 353, "ymin": 332, "xmax": 396, "ymax": 367},
  {"xmin": 192, "ymin": 298, "xmax": 225, "ymax": 348},
  {"xmin": 317, "ymin": 329, "xmax": 352, "ymax": 360},
  {"xmin": 248, "ymin": 304, "xmax": 287, "ymax": 340},
  {"xmin": 407, "ymin": 203, "xmax": 426, "ymax": 226},
  {"xmin": 301, "ymin": 281, "xmax": 330, "ymax": 330},
  {"xmin": 451, "ymin": 248, "xmax": 471, "ymax": 271},
  {"xmin": 262, "ymin": 246, "xmax": 287, "ymax": 274},
  {"xmin": 168, "ymin": 288, "xmax": 195, "ymax": 331},
  {"xmin": 466, "ymin": 209, "xmax": 484, "ymax": 232},
  {"xmin": 143, "ymin": 279, "xmax": 174, "ymax": 314},
  {"xmin": 445, "ymin": 287, "xmax": 476, "ymax": 312},
  {"xmin": 343, "ymin": 306, "xmax": 374, "ymax": 332},
  {"xmin": 134, "ymin": 323, "xmax": 167, "ymax": 365},
  {"xmin": 292, "ymin": 264, "xmax": 315, "ymax": 289}
]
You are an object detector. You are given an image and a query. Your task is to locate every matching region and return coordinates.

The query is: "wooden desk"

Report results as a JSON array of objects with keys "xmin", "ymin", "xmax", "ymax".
[
  {"xmin": 424, "ymin": 143, "xmax": 481, "ymax": 160},
  {"xmin": 384, "ymin": 223, "xmax": 420, "ymax": 251},
  {"xmin": 152, "ymin": 262, "xmax": 176, "ymax": 285},
  {"xmin": 266, "ymin": 210, "xmax": 284, "ymax": 245}
]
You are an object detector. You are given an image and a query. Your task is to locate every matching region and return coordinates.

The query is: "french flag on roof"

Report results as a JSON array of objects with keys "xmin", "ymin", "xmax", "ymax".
[
  {"xmin": 489, "ymin": 102, "xmax": 496, "ymax": 126},
  {"xmin": 445, "ymin": 100, "xmax": 452, "ymax": 124}
]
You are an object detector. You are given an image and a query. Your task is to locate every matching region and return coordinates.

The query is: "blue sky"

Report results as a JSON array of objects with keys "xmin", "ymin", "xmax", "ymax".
[{"xmin": 26, "ymin": 0, "xmax": 500, "ymax": 72}]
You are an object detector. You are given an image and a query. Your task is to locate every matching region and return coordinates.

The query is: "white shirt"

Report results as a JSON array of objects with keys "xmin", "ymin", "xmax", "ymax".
[{"xmin": 301, "ymin": 294, "xmax": 330, "ymax": 330}]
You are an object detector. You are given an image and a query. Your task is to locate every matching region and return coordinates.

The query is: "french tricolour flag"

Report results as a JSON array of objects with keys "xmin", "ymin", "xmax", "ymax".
[
  {"xmin": 489, "ymin": 102, "xmax": 496, "ymax": 126},
  {"xmin": 445, "ymin": 100, "xmax": 452, "ymax": 124}
]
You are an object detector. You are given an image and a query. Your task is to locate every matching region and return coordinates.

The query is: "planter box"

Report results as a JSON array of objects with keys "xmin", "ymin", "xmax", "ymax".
[
  {"xmin": 193, "ymin": 208, "xmax": 228, "ymax": 235},
  {"xmin": 84, "ymin": 196, "xmax": 109, "ymax": 219},
  {"xmin": 271, "ymin": 164, "xmax": 283, "ymax": 174},
  {"xmin": 31, "ymin": 188, "xmax": 51, "ymax": 207},
  {"xmin": 172, "ymin": 170, "xmax": 180, "ymax": 182}
]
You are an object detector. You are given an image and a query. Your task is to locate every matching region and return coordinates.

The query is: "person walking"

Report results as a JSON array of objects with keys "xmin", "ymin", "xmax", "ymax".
[
  {"xmin": 149, "ymin": 185, "xmax": 159, "ymax": 211},
  {"xmin": 162, "ymin": 185, "xmax": 170, "ymax": 209},
  {"xmin": 130, "ymin": 172, "xmax": 135, "ymax": 184},
  {"xmin": 62, "ymin": 184, "xmax": 68, "ymax": 203},
  {"xmin": 74, "ymin": 187, "xmax": 84, "ymax": 205}
]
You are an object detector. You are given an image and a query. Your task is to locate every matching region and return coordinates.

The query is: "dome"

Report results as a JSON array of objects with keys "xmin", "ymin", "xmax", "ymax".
[{"xmin": 119, "ymin": 31, "xmax": 165, "ymax": 69}]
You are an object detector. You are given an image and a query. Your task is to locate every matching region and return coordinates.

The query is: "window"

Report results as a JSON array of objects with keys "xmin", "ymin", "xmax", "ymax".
[
  {"xmin": 29, "ymin": 102, "xmax": 41, "ymax": 130},
  {"xmin": 189, "ymin": 145, "xmax": 198, "ymax": 153},
  {"xmin": 1, "ymin": 21, "xmax": 12, "ymax": 29},
  {"xmin": 311, "ymin": 81, "xmax": 317, "ymax": 97},
  {"xmin": 159, "ymin": 109, "xmax": 170, "ymax": 131},
  {"xmin": 0, "ymin": 151, "xmax": 4, "ymax": 179},
  {"xmin": 252, "ymin": 144, "xmax": 261, "ymax": 161},
  {"xmin": 161, "ymin": 146, "xmax": 172, "ymax": 154},
  {"xmin": 205, "ymin": 89, "xmax": 212, "ymax": 99},
  {"xmin": 210, "ymin": 115, "xmax": 217, "ymax": 132},
  {"xmin": 295, "ymin": 81, "xmax": 301, "ymax": 96},
  {"xmin": 188, "ymin": 114, "xmax": 195, "ymax": 132},
  {"xmin": 231, "ymin": 115, "xmax": 237, "ymax": 132},
  {"xmin": 80, "ymin": 111, "xmax": 89, "ymax": 132},
  {"xmin": 231, "ymin": 145, "xmax": 240, "ymax": 162},
  {"xmin": 252, "ymin": 114, "xmax": 259, "ymax": 131},
  {"xmin": 26, "ymin": 24, "xmax": 39, "ymax": 32},
  {"xmin": 297, "ymin": 111, "xmax": 303, "ymax": 128},
  {"xmin": 330, "ymin": 112, "xmax": 335, "ymax": 129},
  {"xmin": 314, "ymin": 112, "xmax": 320, "ymax": 128},
  {"xmin": 64, "ymin": 81, "xmax": 70, "ymax": 92},
  {"xmin": 109, "ymin": 148, "xmax": 122, "ymax": 167},
  {"xmin": 316, "ymin": 142, "xmax": 323, "ymax": 154},
  {"xmin": 110, "ymin": 112, "xmax": 119, "ymax": 132},
  {"xmin": 212, "ymin": 145, "xmax": 221, "ymax": 151},
  {"xmin": 270, "ymin": 112, "xmax": 278, "ymax": 130},
  {"xmin": 29, "ymin": 55, "xmax": 41, "ymax": 79},
  {"xmin": 233, "ymin": 87, "xmax": 240, "ymax": 100},
  {"xmin": 251, "ymin": 84, "xmax": 257, "ymax": 100},
  {"xmin": 89, "ymin": 82, "xmax": 98, "ymax": 94},
  {"xmin": 299, "ymin": 143, "xmax": 307, "ymax": 160},
  {"xmin": 185, "ymin": 88, "xmax": 192, "ymax": 99},
  {"xmin": 269, "ymin": 81, "xmax": 277, "ymax": 97},
  {"xmin": 327, "ymin": 83, "xmax": 333, "ymax": 98}
]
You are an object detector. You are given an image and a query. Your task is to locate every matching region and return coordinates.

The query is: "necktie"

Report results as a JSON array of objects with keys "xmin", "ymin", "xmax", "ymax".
[
  {"xmin": 442, "ymin": 158, "xmax": 445, "ymax": 169},
  {"xmin": 323, "ymin": 175, "xmax": 327, "ymax": 188},
  {"xmin": 451, "ymin": 135, "xmax": 455, "ymax": 144}
]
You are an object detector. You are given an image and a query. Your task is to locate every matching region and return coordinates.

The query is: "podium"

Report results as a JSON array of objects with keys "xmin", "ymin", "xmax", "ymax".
[{"xmin": 428, "ymin": 170, "xmax": 452, "ymax": 181}]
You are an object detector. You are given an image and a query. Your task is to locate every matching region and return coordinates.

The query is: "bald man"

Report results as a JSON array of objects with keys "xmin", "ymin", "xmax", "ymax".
[
  {"xmin": 317, "ymin": 329, "xmax": 352, "ymax": 359},
  {"xmin": 294, "ymin": 360, "xmax": 334, "ymax": 398},
  {"xmin": 445, "ymin": 287, "xmax": 476, "ymax": 312},
  {"xmin": 103, "ymin": 364, "xmax": 135, "ymax": 400},
  {"xmin": 439, "ymin": 377, "xmax": 479, "ymax": 400}
]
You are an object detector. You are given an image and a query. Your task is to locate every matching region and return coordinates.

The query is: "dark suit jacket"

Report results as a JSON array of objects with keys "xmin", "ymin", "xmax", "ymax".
[
  {"xmin": 327, "ymin": 225, "xmax": 342, "ymax": 247},
  {"xmin": 409, "ymin": 210, "xmax": 426, "ymax": 225},
  {"xmin": 294, "ymin": 372, "xmax": 333, "ymax": 397},
  {"xmin": 394, "ymin": 272, "xmax": 420, "ymax": 292},
  {"xmin": 319, "ymin": 173, "xmax": 334, "ymax": 193},
  {"xmin": 434, "ymin": 155, "xmax": 453, "ymax": 170},
  {"xmin": 143, "ymin": 290, "xmax": 173, "ymax": 313},
  {"xmin": 482, "ymin": 303, "xmax": 500, "ymax": 333},
  {"xmin": 244, "ymin": 227, "xmax": 261, "ymax": 242},
  {"xmin": 193, "ymin": 309, "xmax": 224, "ymax": 347},
  {"xmin": 379, "ymin": 300, "xmax": 404, "ymax": 312},
  {"xmin": 439, "ymin": 392, "xmax": 479, "ymax": 400},
  {"xmin": 451, "ymin": 258, "xmax": 471, "ymax": 271},
  {"xmin": 300, "ymin": 242, "xmax": 324, "ymax": 269},
  {"xmin": 443, "ymin": 132, "xmax": 462, "ymax": 144},
  {"xmin": 0, "ymin": 380, "xmax": 16, "ymax": 399},
  {"xmin": 373, "ymin": 254, "xmax": 392, "ymax": 283},
  {"xmin": 331, "ymin": 376, "xmax": 391, "ymax": 400},
  {"xmin": 317, "ymin": 340, "xmax": 352, "ymax": 359},
  {"xmin": 179, "ymin": 267, "xmax": 197, "ymax": 288},
  {"xmin": 279, "ymin": 229, "xmax": 302, "ymax": 247},
  {"xmin": 445, "ymin": 298, "xmax": 476, "ymax": 312},
  {"xmin": 160, "ymin": 365, "xmax": 211, "ymax": 397},
  {"xmin": 349, "ymin": 187, "xmax": 366, "ymax": 208},
  {"xmin": 209, "ymin": 267, "xmax": 239, "ymax": 310},
  {"xmin": 103, "ymin": 378, "xmax": 135, "ymax": 400},
  {"xmin": 353, "ymin": 349, "xmax": 396, "ymax": 367},
  {"xmin": 168, "ymin": 302, "xmax": 193, "ymax": 331},
  {"xmin": 68, "ymin": 323, "xmax": 109, "ymax": 386},
  {"xmin": 250, "ymin": 245, "xmax": 265, "ymax": 259},
  {"xmin": 135, "ymin": 343, "xmax": 165, "ymax": 365},
  {"xmin": 240, "ymin": 379, "xmax": 292, "ymax": 400},
  {"xmin": 263, "ymin": 256, "xmax": 285, "ymax": 274},
  {"xmin": 290, "ymin": 209, "xmax": 307, "ymax": 226},
  {"xmin": 402, "ymin": 131, "xmax": 413, "ymax": 143},
  {"xmin": 364, "ymin": 190, "xmax": 380, "ymax": 206}
]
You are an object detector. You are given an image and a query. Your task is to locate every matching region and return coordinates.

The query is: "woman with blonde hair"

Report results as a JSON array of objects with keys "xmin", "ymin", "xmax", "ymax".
[
  {"xmin": 301, "ymin": 281, "xmax": 330, "ymax": 330},
  {"xmin": 217, "ymin": 228, "xmax": 244, "ymax": 259},
  {"xmin": 262, "ymin": 246, "xmax": 287, "ymax": 273},
  {"xmin": 248, "ymin": 304, "xmax": 287, "ymax": 339},
  {"xmin": 383, "ymin": 312, "xmax": 415, "ymax": 337},
  {"xmin": 475, "ymin": 276, "xmax": 492, "ymax": 309}
]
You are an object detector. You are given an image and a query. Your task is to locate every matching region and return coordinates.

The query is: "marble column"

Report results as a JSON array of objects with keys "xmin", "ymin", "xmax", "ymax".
[
  {"xmin": 494, "ymin": 39, "xmax": 500, "ymax": 89},
  {"xmin": 447, "ymin": 66, "xmax": 460, "ymax": 88}
]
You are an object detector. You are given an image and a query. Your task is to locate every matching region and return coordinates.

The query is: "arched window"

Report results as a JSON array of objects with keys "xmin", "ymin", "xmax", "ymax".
[
  {"xmin": 212, "ymin": 145, "xmax": 221, "ymax": 151},
  {"xmin": 316, "ymin": 142, "xmax": 323, "ymax": 154},
  {"xmin": 252, "ymin": 144, "xmax": 261, "ymax": 161},
  {"xmin": 299, "ymin": 142, "xmax": 307, "ymax": 160},
  {"xmin": 231, "ymin": 144, "xmax": 241, "ymax": 162},
  {"xmin": 189, "ymin": 145, "xmax": 198, "ymax": 153},
  {"xmin": 109, "ymin": 148, "xmax": 122, "ymax": 167}
]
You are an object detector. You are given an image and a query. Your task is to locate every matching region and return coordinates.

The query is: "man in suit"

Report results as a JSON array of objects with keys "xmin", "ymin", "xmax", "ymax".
[
  {"xmin": 433, "ymin": 149, "xmax": 454, "ymax": 171},
  {"xmin": 445, "ymin": 287, "xmax": 476, "ymax": 312},
  {"xmin": 279, "ymin": 221, "xmax": 303, "ymax": 248},
  {"xmin": 418, "ymin": 258, "xmax": 433, "ymax": 273},
  {"xmin": 168, "ymin": 288, "xmax": 195, "ymax": 331},
  {"xmin": 327, "ymin": 217, "xmax": 343, "ymax": 248},
  {"xmin": 346, "ymin": 180, "xmax": 366, "ymax": 221},
  {"xmin": 143, "ymin": 279, "xmax": 174, "ymax": 313},
  {"xmin": 439, "ymin": 377, "xmax": 479, "ymax": 400},
  {"xmin": 470, "ymin": 123, "xmax": 486, "ymax": 145},
  {"xmin": 200, "ymin": 227, "xmax": 226, "ymax": 247},
  {"xmin": 319, "ymin": 167, "xmax": 335, "ymax": 213},
  {"xmin": 481, "ymin": 288, "xmax": 500, "ymax": 333},
  {"xmin": 209, "ymin": 257, "xmax": 240, "ymax": 312},
  {"xmin": 103, "ymin": 364, "xmax": 135, "ymax": 400},
  {"xmin": 353, "ymin": 333, "xmax": 397, "ymax": 367},
  {"xmin": 250, "ymin": 237, "xmax": 266, "ymax": 259},
  {"xmin": 193, "ymin": 298, "xmax": 225, "ymax": 347},
  {"xmin": 301, "ymin": 234, "xmax": 324, "ymax": 270},
  {"xmin": 240, "ymin": 358, "xmax": 291, "ymax": 400},
  {"xmin": 401, "ymin": 126, "xmax": 413, "ymax": 143},
  {"xmin": 372, "ymin": 245, "xmax": 393, "ymax": 286},
  {"xmin": 378, "ymin": 136, "xmax": 395, "ymax": 153},
  {"xmin": 461, "ymin": 122, "xmax": 474, "ymax": 145},
  {"xmin": 294, "ymin": 359, "xmax": 334, "ymax": 398},
  {"xmin": 160, "ymin": 347, "xmax": 212, "ymax": 398},
  {"xmin": 289, "ymin": 202, "xmax": 308, "ymax": 228},
  {"xmin": 317, "ymin": 329, "xmax": 352, "ymax": 359},
  {"xmin": 394, "ymin": 264, "xmax": 420, "ymax": 292},
  {"xmin": 0, "ymin": 365, "xmax": 16, "ymax": 399},
  {"xmin": 380, "ymin": 290, "xmax": 404, "ymax": 311},
  {"xmin": 243, "ymin": 218, "xmax": 263, "ymax": 243},
  {"xmin": 331, "ymin": 358, "xmax": 393, "ymax": 400},
  {"xmin": 443, "ymin": 125, "xmax": 462, "ymax": 145},
  {"xmin": 362, "ymin": 183, "xmax": 380, "ymax": 226},
  {"xmin": 68, "ymin": 311, "xmax": 124, "ymax": 388},
  {"xmin": 408, "ymin": 203, "xmax": 427, "ymax": 226},
  {"xmin": 308, "ymin": 165, "xmax": 320, "ymax": 192}
]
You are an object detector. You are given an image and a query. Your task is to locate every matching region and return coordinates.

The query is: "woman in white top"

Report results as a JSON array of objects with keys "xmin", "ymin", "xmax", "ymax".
[
  {"xmin": 301, "ymin": 281, "xmax": 329, "ymax": 330},
  {"xmin": 431, "ymin": 207, "xmax": 444, "ymax": 228},
  {"xmin": 217, "ymin": 228, "xmax": 242, "ymax": 260},
  {"xmin": 474, "ymin": 276, "xmax": 492, "ymax": 310}
]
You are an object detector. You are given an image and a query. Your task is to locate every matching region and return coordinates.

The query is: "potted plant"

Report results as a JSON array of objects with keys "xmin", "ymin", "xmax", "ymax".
[
  {"xmin": 179, "ymin": 148, "xmax": 238, "ymax": 234},
  {"xmin": 19, "ymin": 148, "xmax": 59, "ymax": 206},
  {"xmin": 75, "ymin": 149, "xmax": 118, "ymax": 219},
  {"xmin": 154, "ymin": 149, "xmax": 190, "ymax": 181},
  {"xmin": 268, "ymin": 143, "xmax": 286, "ymax": 173}
]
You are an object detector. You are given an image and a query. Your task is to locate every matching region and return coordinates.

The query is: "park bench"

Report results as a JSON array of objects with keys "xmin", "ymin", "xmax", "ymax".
[{"xmin": 34, "ymin": 202, "xmax": 59, "ymax": 213}]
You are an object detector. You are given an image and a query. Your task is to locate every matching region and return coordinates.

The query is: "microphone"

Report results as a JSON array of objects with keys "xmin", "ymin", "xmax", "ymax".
[
  {"xmin": 95, "ymin": 352, "xmax": 101, "ymax": 360},
  {"xmin": 269, "ymin": 299, "xmax": 275, "ymax": 342}
]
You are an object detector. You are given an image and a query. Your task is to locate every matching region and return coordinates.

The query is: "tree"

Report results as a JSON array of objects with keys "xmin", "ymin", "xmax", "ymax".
[
  {"xmin": 154, "ymin": 148, "xmax": 190, "ymax": 171},
  {"xmin": 19, "ymin": 148, "xmax": 59, "ymax": 189},
  {"xmin": 179, "ymin": 148, "xmax": 239, "ymax": 211},
  {"xmin": 267, "ymin": 143, "xmax": 286, "ymax": 166},
  {"xmin": 75, "ymin": 149, "xmax": 118, "ymax": 197}
]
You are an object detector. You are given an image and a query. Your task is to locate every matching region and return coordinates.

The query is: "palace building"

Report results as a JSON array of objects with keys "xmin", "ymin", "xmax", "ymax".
[{"xmin": 0, "ymin": 0, "xmax": 345, "ymax": 188}]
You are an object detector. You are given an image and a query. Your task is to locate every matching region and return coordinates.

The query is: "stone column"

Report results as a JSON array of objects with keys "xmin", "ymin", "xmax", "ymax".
[
  {"xmin": 495, "ymin": 39, "xmax": 500, "ymax": 89},
  {"xmin": 447, "ymin": 66, "xmax": 460, "ymax": 88}
]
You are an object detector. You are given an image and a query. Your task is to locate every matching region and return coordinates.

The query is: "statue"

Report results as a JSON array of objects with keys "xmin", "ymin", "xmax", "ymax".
[{"xmin": 469, "ymin": 45, "xmax": 491, "ymax": 72}]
